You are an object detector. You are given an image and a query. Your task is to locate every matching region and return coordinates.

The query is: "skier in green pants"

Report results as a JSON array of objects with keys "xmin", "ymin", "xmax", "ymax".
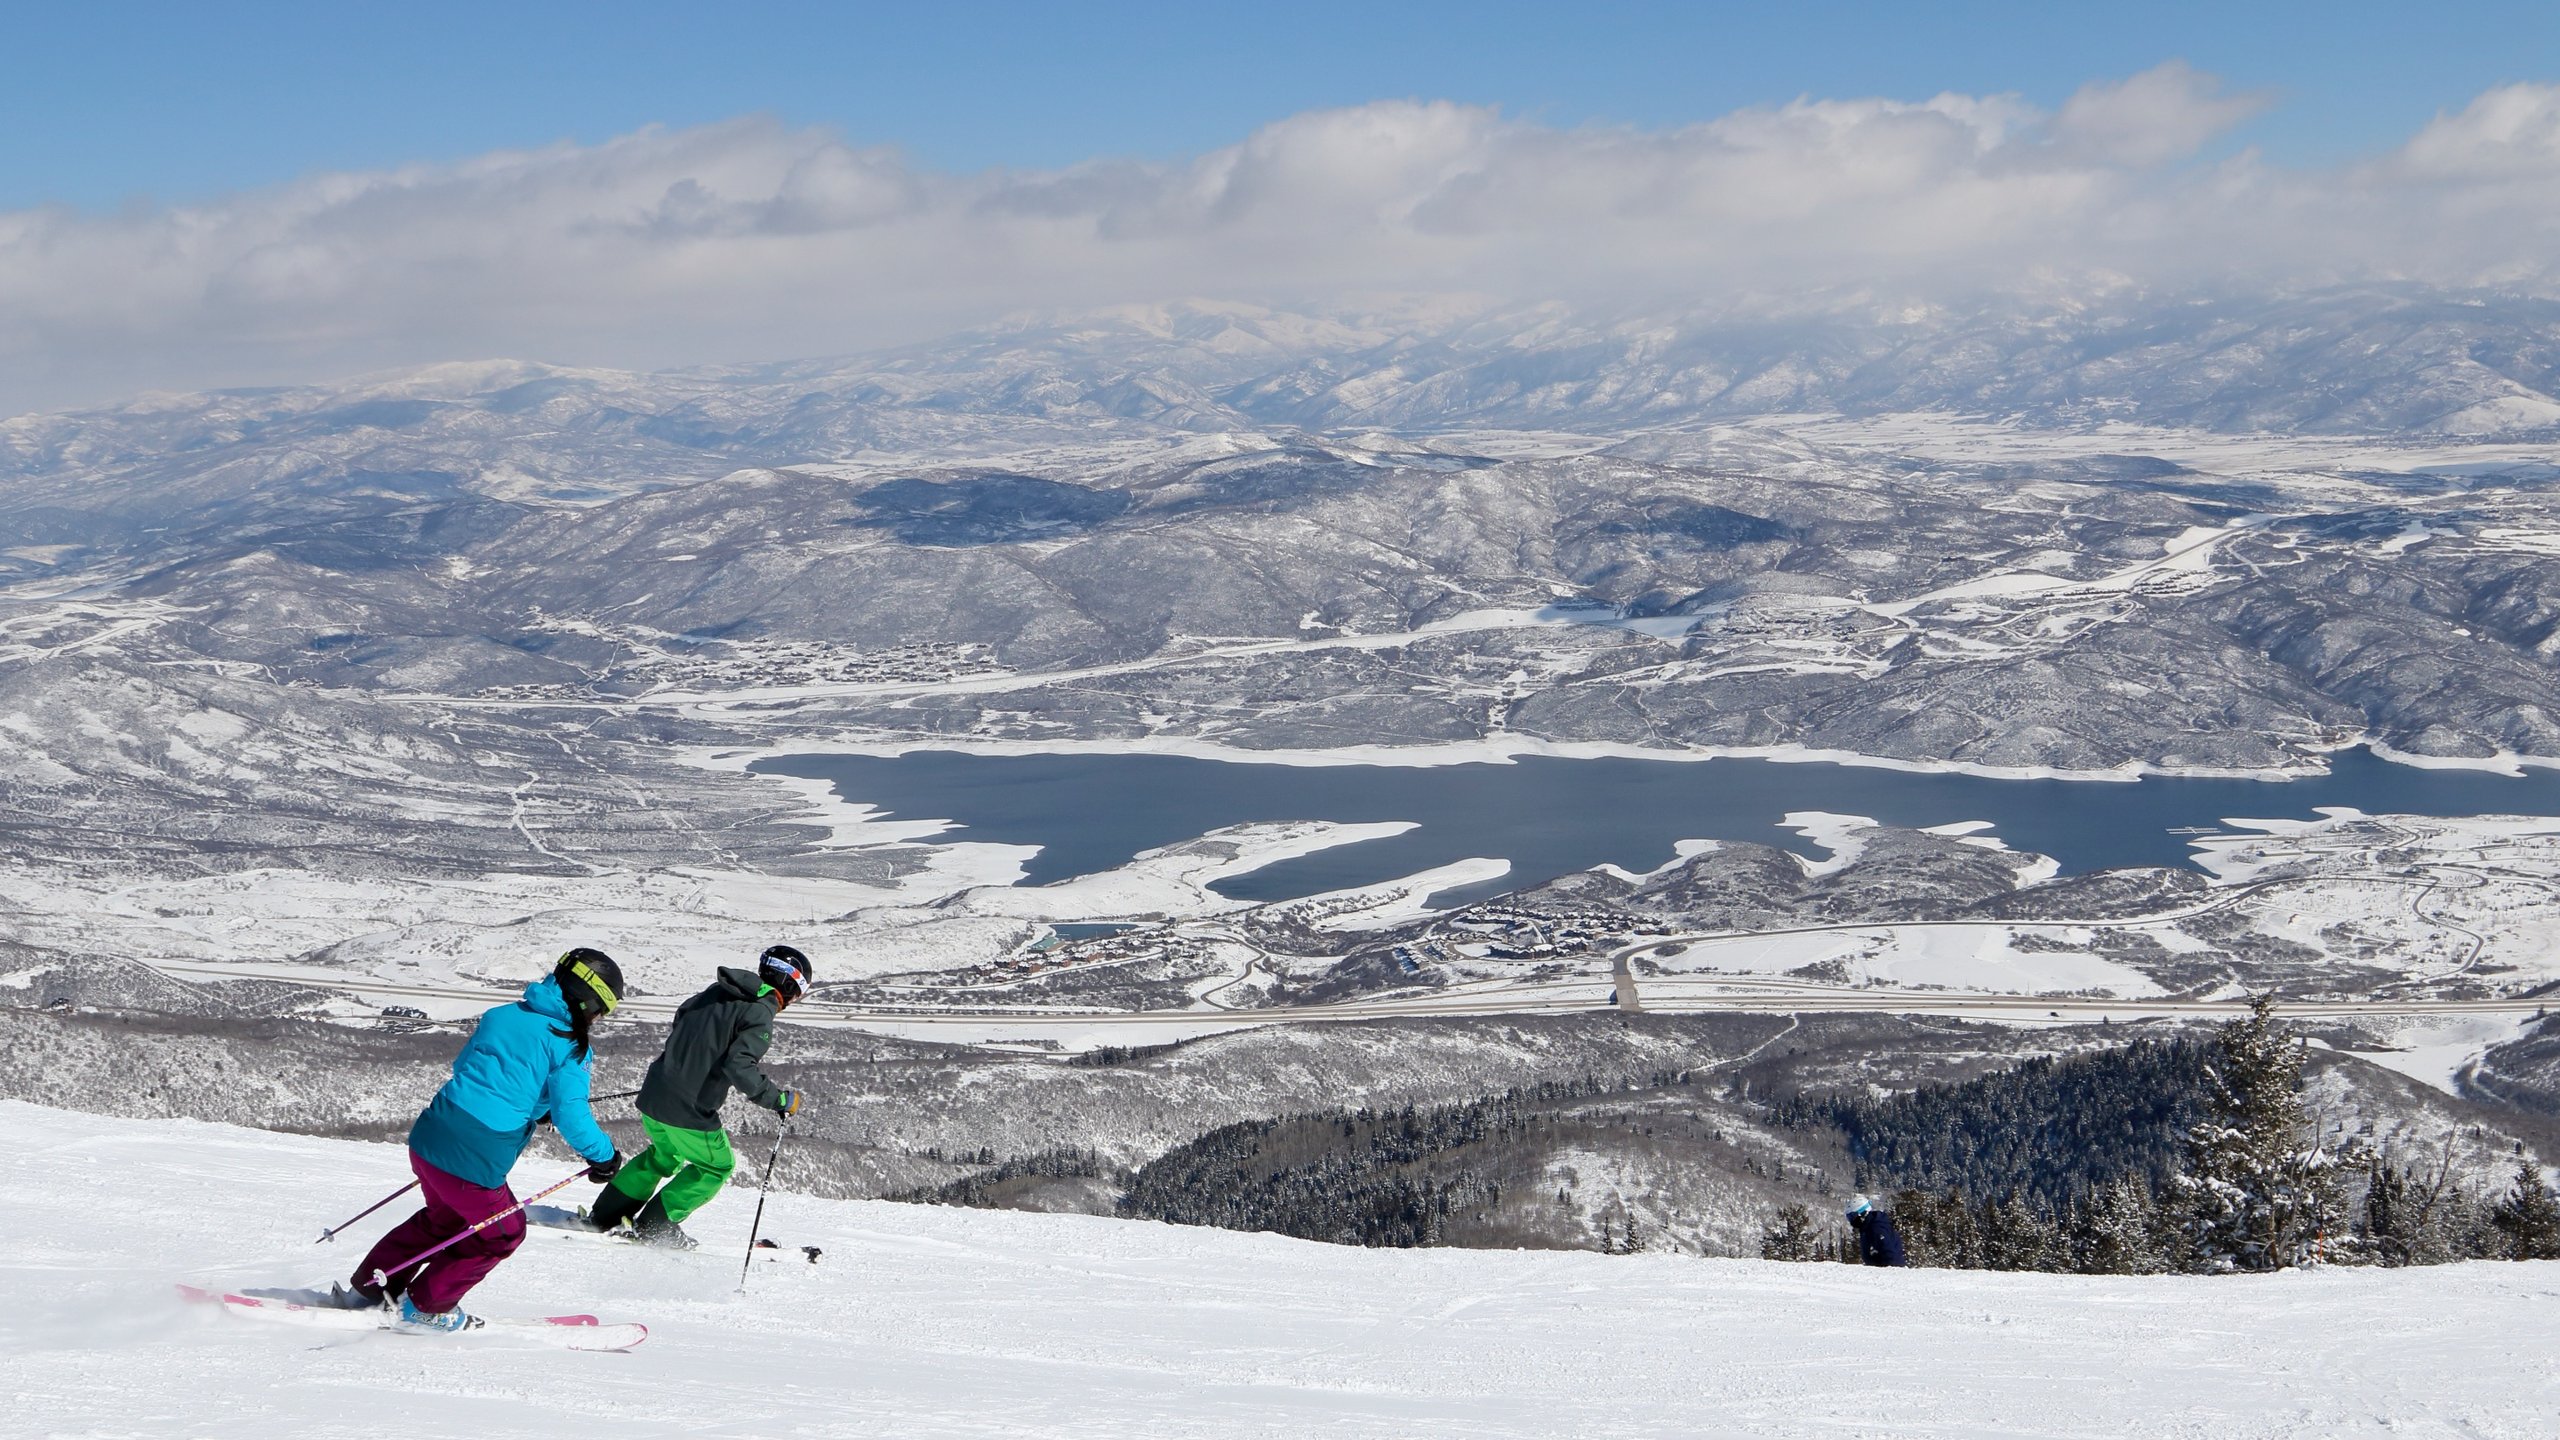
[{"xmin": 586, "ymin": 944, "xmax": 811, "ymax": 1248}]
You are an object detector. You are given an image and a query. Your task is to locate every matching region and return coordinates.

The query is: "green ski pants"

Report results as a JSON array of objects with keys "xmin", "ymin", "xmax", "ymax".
[{"xmin": 605, "ymin": 1115, "xmax": 737, "ymax": 1225}]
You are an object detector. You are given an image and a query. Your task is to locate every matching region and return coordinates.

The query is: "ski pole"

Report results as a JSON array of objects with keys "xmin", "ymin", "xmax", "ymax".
[
  {"xmin": 738, "ymin": 1116, "xmax": 792, "ymax": 1292},
  {"xmin": 316, "ymin": 1179, "xmax": 420, "ymax": 1244},
  {"xmin": 369, "ymin": 1166, "xmax": 589, "ymax": 1292},
  {"xmin": 593, "ymin": 1089, "xmax": 640, "ymax": 1102}
]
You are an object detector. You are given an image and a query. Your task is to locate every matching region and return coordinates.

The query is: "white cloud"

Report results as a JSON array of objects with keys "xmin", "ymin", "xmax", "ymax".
[
  {"xmin": 3, "ymin": 66, "xmax": 2558, "ymax": 415},
  {"xmin": 2394, "ymin": 83, "xmax": 2560, "ymax": 180},
  {"xmin": 2049, "ymin": 60, "xmax": 2267, "ymax": 167}
]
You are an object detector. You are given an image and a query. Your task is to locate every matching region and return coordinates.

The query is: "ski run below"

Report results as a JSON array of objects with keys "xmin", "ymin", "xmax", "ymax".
[{"xmin": 3, "ymin": 1101, "xmax": 2553, "ymax": 1439}]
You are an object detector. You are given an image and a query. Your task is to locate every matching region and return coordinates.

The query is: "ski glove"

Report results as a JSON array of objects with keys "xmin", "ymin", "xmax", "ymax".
[
  {"xmin": 586, "ymin": 1152, "xmax": 623, "ymax": 1183},
  {"xmin": 774, "ymin": 1088, "xmax": 805, "ymax": 1118}
]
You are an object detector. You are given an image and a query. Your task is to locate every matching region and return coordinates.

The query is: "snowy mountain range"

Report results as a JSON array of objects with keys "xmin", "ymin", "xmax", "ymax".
[
  {"xmin": 10, "ymin": 287, "xmax": 2560, "ymax": 1002},
  {"xmin": 9, "ymin": 288, "xmax": 2560, "ymax": 503},
  {"xmin": 12, "ymin": 319, "xmax": 2560, "ymax": 790}
]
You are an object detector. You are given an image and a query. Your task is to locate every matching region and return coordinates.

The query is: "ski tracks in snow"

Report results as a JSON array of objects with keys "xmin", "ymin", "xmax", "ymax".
[{"xmin": 6, "ymin": 1101, "xmax": 2558, "ymax": 1438}]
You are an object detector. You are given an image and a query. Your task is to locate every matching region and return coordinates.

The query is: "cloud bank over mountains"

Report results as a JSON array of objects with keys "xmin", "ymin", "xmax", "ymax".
[{"xmin": 6, "ymin": 64, "xmax": 2560, "ymax": 415}]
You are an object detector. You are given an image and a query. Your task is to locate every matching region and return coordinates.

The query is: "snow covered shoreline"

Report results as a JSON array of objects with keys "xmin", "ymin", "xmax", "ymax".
[
  {"xmin": 699, "ymin": 729, "xmax": 2355, "ymax": 784},
  {"xmin": 7, "ymin": 1101, "xmax": 2555, "ymax": 1439}
]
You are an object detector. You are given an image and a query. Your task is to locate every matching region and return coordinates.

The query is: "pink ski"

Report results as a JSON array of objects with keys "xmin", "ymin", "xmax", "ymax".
[{"xmin": 176, "ymin": 1283, "xmax": 648, "ymax": 1352}]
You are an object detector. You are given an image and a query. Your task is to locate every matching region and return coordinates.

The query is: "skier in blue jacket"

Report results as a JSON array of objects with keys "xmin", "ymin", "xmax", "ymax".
[
  {"xmin": 1846, "ymin": 1193, "xmax": 1907, "ymax": 1267},
  {"xmin": 340, "ymin": 949, "xmax": 627, "ymax": 1330}
]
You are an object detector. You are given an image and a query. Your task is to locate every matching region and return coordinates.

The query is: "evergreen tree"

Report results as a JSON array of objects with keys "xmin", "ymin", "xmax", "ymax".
[
  {"xmin": 2359, "ymin": 1159, "xmax": 2419, "ymax": 1268},
  {"xmin": 2175, "ymin": 997, "xmax": 2357, "ymax": 1272},
  {"xmin": 2358, "ymin": 1143, "xmax": 2471, "ymax": 1269},
  {"xmin": 2071, "ymin": 1178, "xmax": 2170, "ymax": 1275},
  {"xmin": 2488, "ymin": 1158, "xmax": 2560, "ymax": 1261},
  {"xmin": 2444, "ymin": 1178, "xmax": 2498, "ymax": 1261},
  {"xmin": 1759, "ymin": 1203, "xmax": 1824, "ymax": 1262},
  {"xmin": 1982, "ymin": 1192, "xmax": 2068, "ymax": 1271},
  {"xmin": 1890, "ymin": 1187, "xmax": 1982, "ymax": 1270}
]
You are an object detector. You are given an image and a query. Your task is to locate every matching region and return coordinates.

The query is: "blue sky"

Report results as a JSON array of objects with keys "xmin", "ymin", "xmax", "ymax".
[{"xmin": 7, "ymin": 0, "xmax": 2555, "ymax": 211}]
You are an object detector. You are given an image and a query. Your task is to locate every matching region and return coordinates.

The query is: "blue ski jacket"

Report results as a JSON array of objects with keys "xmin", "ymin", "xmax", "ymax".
[
  {"xmin": 408, "ymin": 977, "xmax": 616, "ymax": 1189},
  {"xmin": 1851, "ymin": 1208, "xmax": 1908, "ymax": 1267}
]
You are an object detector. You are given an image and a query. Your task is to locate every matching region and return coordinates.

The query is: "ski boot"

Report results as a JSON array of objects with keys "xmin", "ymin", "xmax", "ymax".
[
  {"xmin": 584, "ymin": 1182, "xmax": 646, "ymax": 1234},
  {"xmin": 578, "ymin": 1203, "xmax": 636, "ymax": 1237},
  {"xmin": 633, "ymin": 1217, "xmax": 699, "ymax": 1251},
  {"xmin": 632, "ymin": 1198, "xmax": 698, "ymax": 1251},
  {"xmin": 397, "ymin": 1294, "xmax": 481, "ymax": 1333},
  {"xmin": 328, "ymin": 1281, "xmax": 386, "ymax": 1311}
]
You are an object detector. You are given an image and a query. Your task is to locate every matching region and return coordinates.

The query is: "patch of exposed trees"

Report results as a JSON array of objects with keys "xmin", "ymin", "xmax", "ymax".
[
  {"xmin": 1761, "ymin": 999, "xmax": 2560, "ymax": 1273},
  {"xmin": 1768, "ymin": 1035, "xmax": 2212, "ymax": 1214},
  {"xmin": 892, "ymin": 1147, "xmax": 1108, "ymax": 1207},
  {"xmin": 1119, "ymin": 1072, "xmax": 1697, "ymax": 1249},
  {"xmin": 870, "ymin": 996, "xmax": 2558, "ymax": 1271}
]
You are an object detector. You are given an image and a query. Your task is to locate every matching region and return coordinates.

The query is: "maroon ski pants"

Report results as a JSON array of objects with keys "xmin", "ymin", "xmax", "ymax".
[{"xmin": 351, "ymin": 1151, "xmax": 525, "ymax": 1313}]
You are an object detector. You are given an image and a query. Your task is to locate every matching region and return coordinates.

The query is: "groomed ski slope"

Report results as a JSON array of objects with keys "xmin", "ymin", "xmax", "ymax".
[{"xmin": 2, "ymin": 1101, "xmax": 2552, "ymax": 1439}]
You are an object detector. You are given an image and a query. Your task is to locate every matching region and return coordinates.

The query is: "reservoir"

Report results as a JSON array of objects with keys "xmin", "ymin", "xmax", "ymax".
[{"xmin": 753, "ymin": 747, "xmax": 2560, "ymax": 908}]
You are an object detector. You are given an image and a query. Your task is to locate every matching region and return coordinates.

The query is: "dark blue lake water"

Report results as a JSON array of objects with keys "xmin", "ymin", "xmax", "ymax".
[{"xmin": 753, "ymin": 747, "xmax": 2560, "ymax": 909}]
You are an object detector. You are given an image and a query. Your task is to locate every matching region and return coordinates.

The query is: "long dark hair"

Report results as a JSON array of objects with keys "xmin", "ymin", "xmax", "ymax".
[{"xmin": 554, "ymin": 1006, "xmax": 598, "ymax": 1061}]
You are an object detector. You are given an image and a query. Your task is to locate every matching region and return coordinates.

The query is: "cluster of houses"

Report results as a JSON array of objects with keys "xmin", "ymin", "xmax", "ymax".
[
  {"xmin": 922, "ymin": 924, "xmax": 1202, "ymax": 993},
  {"xmin": 621, "ymin": 638, "xmax": 1005, "ymax": 692},
  {"xmin": 476, "ymin": 636, "xmax": 1006, "ymax": 701},
  {"xmin": 1435, "ymin": 902, "xmax": 1652, "ymax": 960}
]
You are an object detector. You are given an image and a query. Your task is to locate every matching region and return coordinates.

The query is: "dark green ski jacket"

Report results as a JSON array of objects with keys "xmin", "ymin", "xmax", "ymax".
[{"xmin": 636, "ymin": 967, "xmax": 786, "ymax": 1131}]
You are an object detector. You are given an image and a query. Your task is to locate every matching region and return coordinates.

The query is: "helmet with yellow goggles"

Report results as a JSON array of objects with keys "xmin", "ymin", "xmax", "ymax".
[{"xmin": 553, "ymin": 947, "xmax": 625, "ymax": 1020}]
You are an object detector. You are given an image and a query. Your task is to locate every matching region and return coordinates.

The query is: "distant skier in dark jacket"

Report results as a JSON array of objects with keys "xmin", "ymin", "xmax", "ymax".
[
  {"xmin": 341, "ymin": 949, "xmax": 627, "ymax": 1329},
  {"xmin": 1846, "ymin": 1193, "xmax": 1907, "ymax": 1267},
  {"xmin": 585, "ymin": 944, "xmax": 810, "ymax": 1248}
]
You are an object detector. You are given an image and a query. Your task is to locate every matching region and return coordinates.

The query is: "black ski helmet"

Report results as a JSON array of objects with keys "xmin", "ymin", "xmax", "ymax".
[
  {"xmin": 758, "ymin": 943, "xmax": 813, "ymax": 1001},
  {"xmin": 554, "ymin": 947, "xmax": 624, "ymax": 1019}
]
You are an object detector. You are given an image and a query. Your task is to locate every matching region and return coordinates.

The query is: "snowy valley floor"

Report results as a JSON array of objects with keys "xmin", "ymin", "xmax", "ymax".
[{"xmin": 2, "ymin": 1101, "xmax": 2553, "ymax": 1440}]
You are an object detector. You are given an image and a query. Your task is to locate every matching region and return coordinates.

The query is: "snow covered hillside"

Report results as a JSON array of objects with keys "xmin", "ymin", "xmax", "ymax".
[{"xmin": 5, "ymin": 1100, "xmax": 2552, "ymax": 1438}]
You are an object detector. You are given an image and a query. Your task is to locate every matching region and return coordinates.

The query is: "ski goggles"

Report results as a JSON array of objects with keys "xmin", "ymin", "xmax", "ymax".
[{"xmin": 560, "ymin": 954, "xmax": 620, "ymax": 1015}]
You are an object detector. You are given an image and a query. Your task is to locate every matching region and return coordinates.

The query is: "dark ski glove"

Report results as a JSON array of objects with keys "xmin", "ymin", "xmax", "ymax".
[
  {"xmin": 586, "ymin": 1152, "xmax": 622, "ymax": 1183},
  {"xmin": 774, "ymin": 1088, "xmax": 805, "ymax": 1118}
]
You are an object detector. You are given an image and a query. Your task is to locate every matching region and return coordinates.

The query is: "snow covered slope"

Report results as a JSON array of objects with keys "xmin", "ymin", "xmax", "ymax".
[{"xmin": 4, "ymin": 1100, "xmax": 2552, "ymax": 1438}]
